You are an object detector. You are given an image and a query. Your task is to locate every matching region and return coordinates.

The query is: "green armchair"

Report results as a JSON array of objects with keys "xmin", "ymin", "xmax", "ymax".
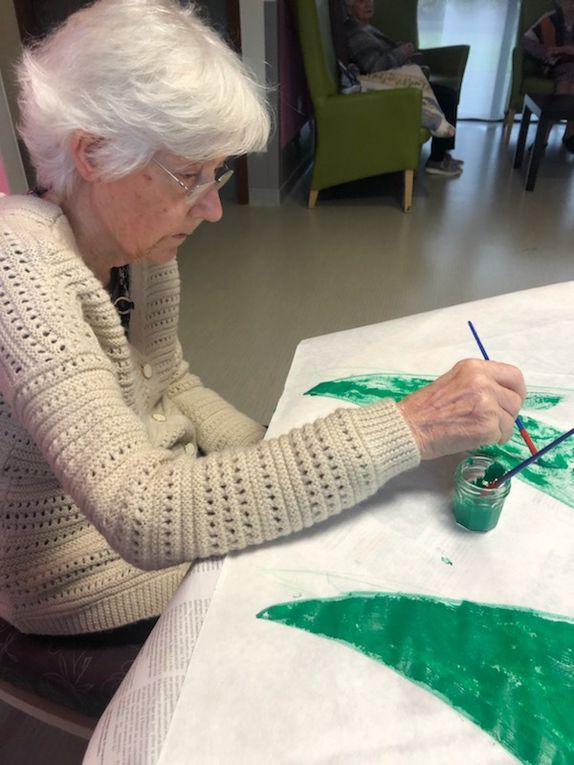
[
  {"xmin": 293, "ymin": 0, "xmax": 430, "ymax": 212},
  {"xmin": 372, "ymin": 0, "xmax": 470, "ymax": 100},
  {"xmin": 502, "ymin": 0, "xmax": 555, "ymax": 147}
]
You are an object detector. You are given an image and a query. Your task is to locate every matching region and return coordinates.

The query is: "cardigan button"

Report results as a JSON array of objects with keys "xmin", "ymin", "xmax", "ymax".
[
  {"xmin": 142, "ymin": 363, "xmax": 153, "ymax": 379},
  {"xmin": 152, "ymin": 413, "xmax": 166, "ymax": 422}
]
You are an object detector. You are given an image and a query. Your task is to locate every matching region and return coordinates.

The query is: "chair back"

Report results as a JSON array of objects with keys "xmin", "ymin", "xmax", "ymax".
[
  {"xmin": 371, "ymin": 0, "xmax": 420, "ymax": 50},
  {"xmin": 293, "ymin": 0, "xmax": 339, "ymax": 104}
]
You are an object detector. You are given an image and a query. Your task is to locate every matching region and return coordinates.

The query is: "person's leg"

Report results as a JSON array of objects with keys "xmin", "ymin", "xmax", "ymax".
[
  {"xmin": 425, "ymin": 84, "xmax": 462, "ymax": 176},
  {"xmin": 428, "ymin": 84, "xmax": 458, "ymax": 161}
]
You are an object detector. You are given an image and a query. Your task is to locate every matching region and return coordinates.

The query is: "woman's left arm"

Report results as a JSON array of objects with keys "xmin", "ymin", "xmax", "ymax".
[{"xmin": 167, "ymin": 342, "xmax": 265, "ymax": 451}]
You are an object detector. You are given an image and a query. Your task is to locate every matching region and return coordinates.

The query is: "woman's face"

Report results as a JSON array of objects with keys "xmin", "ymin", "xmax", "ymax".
[
  {"xmin": 90, "ymin": 152, "xmax": 225, "ymax": 266},
  {"xmin": 350, "ymin": 0, "xmax": 374, "ymax": 24}
]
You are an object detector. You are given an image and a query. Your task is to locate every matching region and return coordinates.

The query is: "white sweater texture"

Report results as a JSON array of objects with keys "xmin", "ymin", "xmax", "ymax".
[{"xmin": 0, "ymin": 195, "xmax": 420, "ymax": 635}]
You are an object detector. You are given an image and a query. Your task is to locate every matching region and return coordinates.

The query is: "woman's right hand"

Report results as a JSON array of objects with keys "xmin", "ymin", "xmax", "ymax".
[
  {"xmin": 397, "ymin": 42, "xmax": 417, "ymax": 58},
  {"xmin": 397, "ymin": 359, "xmax": 526, "ymax": 461}
]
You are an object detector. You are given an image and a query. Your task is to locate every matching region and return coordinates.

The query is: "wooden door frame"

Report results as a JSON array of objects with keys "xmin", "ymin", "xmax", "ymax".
[{"xmin": 226, "ymin": 0, "xmax": 249, "ymax": 204}]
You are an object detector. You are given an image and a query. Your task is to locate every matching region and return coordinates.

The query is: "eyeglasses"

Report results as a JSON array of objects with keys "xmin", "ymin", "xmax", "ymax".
[{"xmin": 152, "ymin": 157, "xmax": 233, "ymax": 206}]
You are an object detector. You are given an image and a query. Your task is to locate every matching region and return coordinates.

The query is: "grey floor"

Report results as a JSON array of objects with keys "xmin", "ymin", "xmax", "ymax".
[
  {"xmin": 1, "ymin": 121, "xmax": 573, "ymax": 764},
  {"xmin": 179, "ymin": 120, "xmax": 574, "ymax": 426}
]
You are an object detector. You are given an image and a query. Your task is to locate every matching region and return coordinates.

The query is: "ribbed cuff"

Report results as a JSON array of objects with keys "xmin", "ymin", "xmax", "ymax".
[{"xmin": 344, "ymin": 398, "xmax": 420, "ymax": 483}]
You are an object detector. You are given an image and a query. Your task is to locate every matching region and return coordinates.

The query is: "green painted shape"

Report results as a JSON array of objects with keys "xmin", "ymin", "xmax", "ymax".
[
  {"xmin": 305, "ymin": 373, "xmax": 435, "ymax": 406},
  {"xmin": 258, "ymin": 592, "xmax": 574, "ymax": 764},
  {"xmin": 305, "ymin": 374, "xmax": 566, "ymax": 412},
  {"xmin": 305, "ymin": 373, "xmax": 574, "ymax": 508},
  {"xmin": 524, "ymin": 391, "xmax": 564, "ymax": 411},
  {"xmin": 475, "ymin": 413, "xmax": 573, "ymax": 508}
]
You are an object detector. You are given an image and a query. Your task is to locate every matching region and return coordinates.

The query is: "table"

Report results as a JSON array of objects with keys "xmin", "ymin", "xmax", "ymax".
[
  {"xmin": 84, "ymin": 282, "xmax": 574, "ymax": 765},
  {"xmin": 513, "ymin": 93, "xmax": 574, "ymax": 190}
]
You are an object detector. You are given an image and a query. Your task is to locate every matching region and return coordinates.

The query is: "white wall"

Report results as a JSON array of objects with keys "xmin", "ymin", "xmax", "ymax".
[
  {"xmin": 0, "ymin": 1, "xmax": 27, "ymax": 193},
  {"xmin": 0, "ymin": 72, "xmax": 27, "ymax": 194},
  {"xmin": 239, "ymin": 0, "xmax": 280, "ymax": 204}
]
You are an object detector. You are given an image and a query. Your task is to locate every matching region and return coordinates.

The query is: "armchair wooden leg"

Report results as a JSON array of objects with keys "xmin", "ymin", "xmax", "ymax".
[
  {"xmin": 308, "ymin": 190, "xmax": 319, "ymax": 209},
  {"xmin": 503, "ymin": 109, "xmax": 516, "ymax": 147},
  {"xmin": 402, "ymin": 170, "xmax": 413, "ymax": 213}
]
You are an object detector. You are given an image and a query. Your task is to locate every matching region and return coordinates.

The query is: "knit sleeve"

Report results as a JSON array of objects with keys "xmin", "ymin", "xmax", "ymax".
[
  {"xmin": 0, "ymin": 223, "xmax": 420, "ymax": 573},
  {"xmin": 0, "ymin": 310, "xmax": 419, "ymax": 572},
  {"xmin": 166, "ymin": 341, "xmax": 265, "ymax": 451},
  {"xmin": 13, "ymin": 363, "xmax": 419, "ymax": 570}
]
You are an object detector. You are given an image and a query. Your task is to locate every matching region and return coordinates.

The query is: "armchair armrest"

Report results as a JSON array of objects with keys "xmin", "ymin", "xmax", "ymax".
[
  {"xmin": 311, "ymin": 88, "xmax": 430, "ymax": 190},
  {"xmin": 319, "ymin": 88, "xmax": 425, "ymax": 139},
  {"xmin": 420, "ymin": 45, "xmax": 470, "ymax": 95}
]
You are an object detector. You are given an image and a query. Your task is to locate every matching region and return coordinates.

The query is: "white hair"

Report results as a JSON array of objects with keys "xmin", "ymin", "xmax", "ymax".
[{"xmin": 17, "ymin": 0, "xmax": 271, "ymax": 196}]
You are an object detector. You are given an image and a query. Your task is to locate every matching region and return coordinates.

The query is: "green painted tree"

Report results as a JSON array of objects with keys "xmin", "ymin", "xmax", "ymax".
[{"xmin": 258, "ymin": 592, "xmax": 574, "ymax": 764}]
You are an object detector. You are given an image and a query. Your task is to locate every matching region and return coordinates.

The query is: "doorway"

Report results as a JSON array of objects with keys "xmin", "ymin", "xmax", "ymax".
[{"xmin": 419, "ymin": 0, "xmax": 521, "ymax": 120}]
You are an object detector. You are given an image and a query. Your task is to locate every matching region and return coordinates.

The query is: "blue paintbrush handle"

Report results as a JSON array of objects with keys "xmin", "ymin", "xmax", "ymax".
[
  {"xmin": 467, "ymin": 320, "xmax": 537, "ymax": 455},
  {"xmin": 492, "ymin": 427, "xmax": 574, "ymax": 486},
  {"xmin": 467, "ymin": 320, "xmax": 490, "ymax": 361}
]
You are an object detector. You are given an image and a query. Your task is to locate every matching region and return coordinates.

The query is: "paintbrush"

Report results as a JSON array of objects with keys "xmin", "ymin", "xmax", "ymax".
[
  {"xmin": 467, "ymin": 321, "xmax": 538, "ymax": 455},
  {"xmin": 489, "ymin": 426, "xmax": 574, "ymax": 488}
]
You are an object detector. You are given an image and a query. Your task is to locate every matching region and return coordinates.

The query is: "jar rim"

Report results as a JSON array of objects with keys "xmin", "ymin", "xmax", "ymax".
[{"xmin": 454, "ymin": 456, "xmax": 511, "ymax": 498}]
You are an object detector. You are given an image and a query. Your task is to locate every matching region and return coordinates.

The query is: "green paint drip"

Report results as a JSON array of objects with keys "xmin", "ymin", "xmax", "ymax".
[
  {"xmin": 305, "ymin": 373, "xmax": 574, "ymax": 508},
  {"xmin": 258, "ymin": 593, "xmax": 574, "ymax": 764}
]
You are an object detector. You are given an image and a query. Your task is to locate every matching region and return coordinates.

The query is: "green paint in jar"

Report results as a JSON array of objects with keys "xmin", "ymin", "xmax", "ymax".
[{"xmin": 452, "ymin": 456, "xmax": 511, "ymax": 532}]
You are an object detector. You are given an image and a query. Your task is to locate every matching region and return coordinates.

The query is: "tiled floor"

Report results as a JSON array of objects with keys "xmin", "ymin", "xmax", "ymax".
[{"xmin": 2, "ymin": 120, "xmax": 573, "ymax": 763}]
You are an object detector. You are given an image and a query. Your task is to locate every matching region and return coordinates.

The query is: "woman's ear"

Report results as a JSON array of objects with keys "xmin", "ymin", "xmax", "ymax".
[{"xmin": 69, "ymin": 130, "xmax": 104, "ymax": 181}]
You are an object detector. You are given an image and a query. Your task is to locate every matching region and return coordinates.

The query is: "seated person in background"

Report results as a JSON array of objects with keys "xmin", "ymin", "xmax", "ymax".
[
  {"xmin": 523, "ymin": 0, "xmax": 574, "ymax": 152},
  {"xmin": 344, "ymin": 0, "xmax": 463, "ymax": 177},
  {"xmin": 0, "ymin": 0, "xmax": 525, "ymax": 641}
]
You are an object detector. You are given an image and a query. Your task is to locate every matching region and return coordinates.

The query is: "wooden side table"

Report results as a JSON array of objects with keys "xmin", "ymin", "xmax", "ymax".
[{"xmin": 513, "ymin": 93, "xmax": 574, "ymax": 190}]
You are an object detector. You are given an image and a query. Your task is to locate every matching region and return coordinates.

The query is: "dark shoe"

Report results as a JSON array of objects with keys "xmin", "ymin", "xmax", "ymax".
[
  {"xmin": 445, "ymin": 152, "xmax": 464, "ymax": 166},
  {"xmin": 562, "ymin": 135, "xmax": 574, "ymax": 153},
  {"xmin": 425, "ymin": 156, "xmax": 463, "ymax": 177}
]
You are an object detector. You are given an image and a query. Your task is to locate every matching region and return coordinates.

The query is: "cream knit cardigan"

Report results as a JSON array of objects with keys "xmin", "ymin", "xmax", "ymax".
[{"xmin": 0, "ymin": 195, "xmax": 420, "ymax": 635}]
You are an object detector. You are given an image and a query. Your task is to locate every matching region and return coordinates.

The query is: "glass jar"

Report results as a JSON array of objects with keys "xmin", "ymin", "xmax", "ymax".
[{"xmin": 452, "ymin": 455, "xmax": 511, "ymax": 532}]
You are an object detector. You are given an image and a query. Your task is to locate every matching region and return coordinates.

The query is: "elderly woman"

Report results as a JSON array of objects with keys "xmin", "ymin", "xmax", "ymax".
[
  {"xmin": 523, "ymin": 0, "xmax": 574, "ymax": 151},
  {"xmin": 344, "ymin": 0, "xmax": 463, "ymax": 177},
  {"xmin": 0, "ymin": 0, "xmax": 525, "ymax": 640}
]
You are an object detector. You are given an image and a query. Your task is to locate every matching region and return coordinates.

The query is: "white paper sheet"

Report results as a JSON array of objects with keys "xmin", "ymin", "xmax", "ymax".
[
  {"xmin": 83, "ymin": 558, "xmax": 223, "ymax": 765},
  {"xmin": 85, "ymin": 281, "xmax": 574, "ymax": 764}
]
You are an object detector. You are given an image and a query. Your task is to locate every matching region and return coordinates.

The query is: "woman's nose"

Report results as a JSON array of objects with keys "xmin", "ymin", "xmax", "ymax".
[{"xmin": 190, "ymin": 187, "xmax": 223, "ymax": 223}]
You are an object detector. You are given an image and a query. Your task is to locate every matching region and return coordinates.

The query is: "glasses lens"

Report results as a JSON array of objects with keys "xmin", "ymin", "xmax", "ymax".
[
  {"xmin": 216, "ymin": 167, "xmax": 233, "ymax": 188},
  {"xmin": 185, "ymin": 166, "xmax": 233, "ymax": 205}
]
